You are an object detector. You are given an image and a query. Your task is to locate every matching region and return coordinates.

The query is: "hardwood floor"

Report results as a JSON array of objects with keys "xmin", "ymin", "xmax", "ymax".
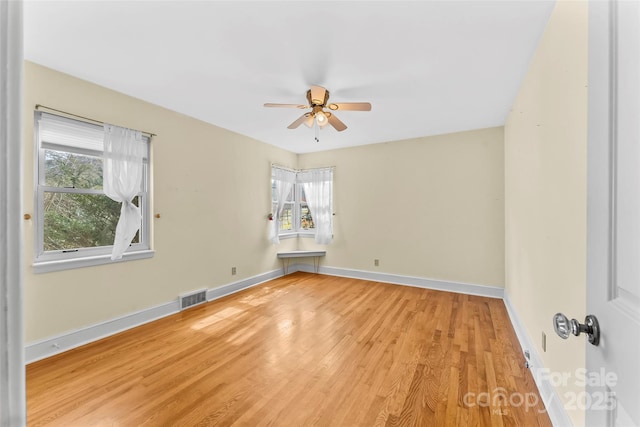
[{"xmin": 27, "ymin": 272, "xmax": 551, "ymax": 426}]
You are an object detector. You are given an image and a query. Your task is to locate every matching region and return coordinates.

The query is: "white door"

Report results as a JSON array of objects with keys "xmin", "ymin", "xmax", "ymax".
[
  {"xmin": 586, "ymin": 0, "xmax": 640, "ymax": 425},
  {"xmin": 0, "ymin": 0, "xmax": 26, "ymax": 425}
]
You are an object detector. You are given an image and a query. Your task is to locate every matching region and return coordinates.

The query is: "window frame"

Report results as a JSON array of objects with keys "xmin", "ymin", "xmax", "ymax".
[
  {"xmin": 271, "ymin": 167, "xmax": 319, "ymax": 239},
  {"xmin": 33, "ymin": 111, "xmax": 153, "ymax": 273}
]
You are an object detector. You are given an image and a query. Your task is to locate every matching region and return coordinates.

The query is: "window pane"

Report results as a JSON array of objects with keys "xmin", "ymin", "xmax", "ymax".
[
  {"xmin": 43, "ymin": 192, "xmax": 139, "ymax": 251},
  {"xmin": 45, "ymin": 149, "xmax": 103, "ymax": 189},
  {"xmin": 271, "ymin": 179, "xmax": 294, "ymax": 203},
  {"xmin": 271, "ymin": 179, "xmax": 276, "ymax": 202},
  {"xmin": 279, "ymin": 204, "xmax": 293, "ymax": 231},
  {"xmin": 300, "ymin": 203, "xmax": 314, "ymax": 230}
]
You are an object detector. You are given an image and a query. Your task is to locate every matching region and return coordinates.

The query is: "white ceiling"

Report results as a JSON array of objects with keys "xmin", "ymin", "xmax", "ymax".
[{"xmin": 24, "ymin": 0, "xmax": 555, "ymax": 154}]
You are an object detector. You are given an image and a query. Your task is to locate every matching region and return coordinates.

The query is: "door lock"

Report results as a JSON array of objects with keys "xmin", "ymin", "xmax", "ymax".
[{"xmin": 553, "ymin": 313, "xmax": 600, "ymax": 346}]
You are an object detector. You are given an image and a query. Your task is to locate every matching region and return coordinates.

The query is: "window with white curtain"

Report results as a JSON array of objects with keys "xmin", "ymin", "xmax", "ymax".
[
  {"xmin": 33, "ymin": 111, "xmax": 152, "ymax": 272},
  {"xmin": 271, "ymin": 165, "xmax": 333, "ymax": 244}
]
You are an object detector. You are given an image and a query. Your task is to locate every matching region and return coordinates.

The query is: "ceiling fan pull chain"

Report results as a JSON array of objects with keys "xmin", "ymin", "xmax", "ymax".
[{"xmin": 314, "ymin": 119, "xmax": 320, "ymax": 142}]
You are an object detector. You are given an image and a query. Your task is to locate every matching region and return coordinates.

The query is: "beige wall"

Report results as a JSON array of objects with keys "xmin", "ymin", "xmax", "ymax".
[
  {"xmin": 23, "ymin": 62, "xmax": 297, "ymax": 343},
  {"xmin": 504, "ymin": 1, "xmax": 588, "ymax": 425},
  {"xmin": 298, "ymin": 127, "xmax": 505, "ymax": 287}
]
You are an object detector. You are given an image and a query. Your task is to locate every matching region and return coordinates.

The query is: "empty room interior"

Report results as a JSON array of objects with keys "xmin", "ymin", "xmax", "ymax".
[{"xmin": 3, "ymin": 0, "xmax": 639, "ymax": 426}]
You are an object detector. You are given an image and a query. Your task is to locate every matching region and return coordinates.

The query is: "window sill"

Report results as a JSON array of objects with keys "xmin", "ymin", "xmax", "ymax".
[
  {"xmin": 33, "ymin": 250, "xmax": 155, "ymax": 274},
  {"xmin": 278, "ymin": 232, "xmax": 315, "ymax": 240}
]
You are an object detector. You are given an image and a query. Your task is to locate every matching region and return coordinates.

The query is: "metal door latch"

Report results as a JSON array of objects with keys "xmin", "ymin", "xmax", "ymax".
[{"xmin": 553, "ymin": 313, "xmax": 600, "ymax": 346}]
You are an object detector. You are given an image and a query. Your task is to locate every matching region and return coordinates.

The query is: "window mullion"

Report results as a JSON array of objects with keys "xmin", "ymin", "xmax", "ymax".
[
  {"xmin": 41, "ymin": 142, "xmax": 103, "ymax": 159},
  {"xmin": 40, "ymin": 186, "xmax": 104, "ymax": 195},
  {"xmin": 294, "ymin": 183, "xmax": 301, "ymax": 233}
]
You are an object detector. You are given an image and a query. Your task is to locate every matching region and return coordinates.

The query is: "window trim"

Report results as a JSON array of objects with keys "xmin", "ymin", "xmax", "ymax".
[
  {"xmin": 33, "ymin": 250, "xmax": 155, "ymax": 274},
  {"xmin": 33, "ymin": 111, "xmax": 153, "ymax": 272}
]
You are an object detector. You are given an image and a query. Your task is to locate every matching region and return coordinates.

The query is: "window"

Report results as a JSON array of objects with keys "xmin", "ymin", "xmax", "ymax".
[
  {"xmin": 271, "ymin": 169, "xmax": 313, "ymax": 237},
  {"xmin": 34, "ymin": 112, "xmax": 152, "ymax": 272},
  {"xmin": 271, "ymin": 166, "xmax": 332, "ymax": 242}
]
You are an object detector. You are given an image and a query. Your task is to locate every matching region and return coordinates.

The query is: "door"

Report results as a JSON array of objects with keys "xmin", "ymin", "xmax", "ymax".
[
  {"xmin": 0, "ymin": 0, "xmax": 26, "ymax": 425},
  {"xmin": 587, "ymin": 0, "xmax": 640, "ymax": 425}
]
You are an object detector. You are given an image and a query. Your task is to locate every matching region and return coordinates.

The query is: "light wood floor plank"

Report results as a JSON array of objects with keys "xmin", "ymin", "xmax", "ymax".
[{"xmin": 27, "ymin": 272, "xmax": 551, "ymax": 426}]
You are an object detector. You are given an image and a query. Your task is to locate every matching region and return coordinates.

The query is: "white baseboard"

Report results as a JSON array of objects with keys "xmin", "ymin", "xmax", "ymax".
[
  {"xmin": 25, "ymin": 299, "xmax": 179, "ymax": 364},
  {"xmin": 503, "ymin": 292, "xmax": 573, "ymax": 427},
  {"xmin": 206, "ymin": 268, "xmax": 284, "ymax": 301},
  {"xmin": 293, "ymin": 263, "xmax": 505, "ymax": 299},
  {"xmin": 25, "ymin": 268, "xmax": 284, "ymax": 364}
]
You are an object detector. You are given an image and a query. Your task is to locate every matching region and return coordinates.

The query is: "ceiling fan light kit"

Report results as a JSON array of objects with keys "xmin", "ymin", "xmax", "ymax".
[{"xmin": 264, "ymin": 85, "xmax": 371, "ymax": 142}]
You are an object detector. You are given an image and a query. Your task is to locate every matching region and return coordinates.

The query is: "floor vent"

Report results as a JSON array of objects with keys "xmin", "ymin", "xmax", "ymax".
[{"xmin": 180, "ymin": 289, "xmax": 207, "ymax": 310}]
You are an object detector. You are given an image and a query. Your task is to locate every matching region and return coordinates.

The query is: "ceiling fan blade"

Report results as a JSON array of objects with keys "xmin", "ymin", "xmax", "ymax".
[
  {"xmin": 264, "ymin": 103, "xmax": 308, "ymax": 109},
  {"xmin": 310, "ymin": 85, "xmax": 327, "ymax": 105},
  {"xmin": 328, "ymin": 113, "xmax": 347, "ymax": 132},
  {"xmin": 327, "ymin": 102, "xmax": 372, "ymax": 111},
  {"xmin": 287, "ymin": 113, "xmax": 311, "ymax": 129}
]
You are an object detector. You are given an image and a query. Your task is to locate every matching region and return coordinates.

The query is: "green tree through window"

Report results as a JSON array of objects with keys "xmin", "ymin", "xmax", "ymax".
[{"xmin": 42, "ymin": 150, "xmax": 140, "ymax": 251}]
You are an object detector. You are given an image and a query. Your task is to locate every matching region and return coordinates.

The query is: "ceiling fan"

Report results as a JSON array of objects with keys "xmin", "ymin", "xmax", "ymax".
[{"xmin": 264, "ymin": 85, "xmax": 371, "ymax": 140}]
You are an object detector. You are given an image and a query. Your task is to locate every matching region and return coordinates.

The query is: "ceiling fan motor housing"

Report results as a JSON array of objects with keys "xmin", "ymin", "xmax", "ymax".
[{"xmin": 307, "ymin": 88, "xmax": 330, "ymax": 107}]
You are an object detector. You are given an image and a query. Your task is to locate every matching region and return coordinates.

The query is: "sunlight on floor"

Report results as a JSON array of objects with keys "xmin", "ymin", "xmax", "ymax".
[{"xmin": 190, "ymin": 306, "xmax": 244, "ymax": 331}]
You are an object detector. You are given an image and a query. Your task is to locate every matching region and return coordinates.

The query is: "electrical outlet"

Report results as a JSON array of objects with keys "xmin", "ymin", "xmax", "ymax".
[
  {"xmin": 374, "ymin": 259, "xmax": 379, "ymax": 267},
  {"xmin": 542, "ymin": 331, "xmax": 547, "ymax": 352},
  {"xmin": 231, "ymin": 266, "xmax": 237, "ymax": 275}
]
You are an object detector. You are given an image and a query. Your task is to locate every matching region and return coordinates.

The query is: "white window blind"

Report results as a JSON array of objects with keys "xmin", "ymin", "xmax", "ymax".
[{"xmin": 38, "ymin": 112, "xmax": 104, "ymax": 153}]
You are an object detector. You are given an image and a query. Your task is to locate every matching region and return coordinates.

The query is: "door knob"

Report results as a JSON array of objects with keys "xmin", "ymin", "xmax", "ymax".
[{"xmin": 553, "ymin": 313, "xmax": 600, "ymax": 346}]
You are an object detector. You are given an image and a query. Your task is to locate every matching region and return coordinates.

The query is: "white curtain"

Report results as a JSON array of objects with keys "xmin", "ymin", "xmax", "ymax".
[
  {"xmin": 103, "ymin": 124, "xmax": 145, "ymax": 260},
  {"xmin": 302, "ymin": 168, "xmax": 333, "ymax": 245},
  {"xmin": 270, "ymin": 168, "xmax": 295, "ymax": 244}
]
